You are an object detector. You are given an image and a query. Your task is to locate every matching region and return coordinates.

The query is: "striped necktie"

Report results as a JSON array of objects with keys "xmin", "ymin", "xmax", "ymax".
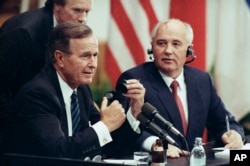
[
  {"xmin": 170, "ymin": 80, "xmax": 187, "ymax": 136},
  {"xmin": 71, "ymin": 91, "xmax": 81, "ymax": 134}
]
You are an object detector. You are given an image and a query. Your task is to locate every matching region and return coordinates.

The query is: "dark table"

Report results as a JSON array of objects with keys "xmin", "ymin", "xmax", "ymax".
[
  {"xmin": 0, "ymin": 142, "xmax": 229, "ymax": 166},
  {"xmin": 0, "ymin": 153, "xmax": 229, "ymax": 166},
  {"xmin": 166, "ymin": 154, "xmax": 228, "ymax": 166},
  {"xmin": 166, "ymin": 142, "xmax": 229, "ymax": 166}
]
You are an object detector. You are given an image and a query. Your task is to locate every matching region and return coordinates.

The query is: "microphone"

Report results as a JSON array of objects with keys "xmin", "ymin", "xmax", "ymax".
[
  {"xmin": 137, "ymin": 113, "xmax": 180, "ymax": 148},
  {"xmin": 142, "ymin": 102, "xmax": 184, "ymax": 138},
  {"xmin": 104, "ymin": 82, "xmax": 128, "ymax": 105},
  {"xmin": 104, "ymin": 91, "xmax": 115, "ymax": 105}
]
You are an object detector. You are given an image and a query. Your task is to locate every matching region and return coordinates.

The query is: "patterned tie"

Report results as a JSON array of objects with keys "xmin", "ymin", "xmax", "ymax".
[
  {"xmin": 170, "ymin": 80, "xmax": 187, "ymax": 136},
  {"xmin": 71, "ymin": 91, "xmax": 81, "ymax": 134}
]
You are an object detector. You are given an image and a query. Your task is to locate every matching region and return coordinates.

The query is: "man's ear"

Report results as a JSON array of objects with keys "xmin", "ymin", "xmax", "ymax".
[
  {"xmin": 53, "ymin": 4, "xmax": 61, "ymax": 19},
  {"xmin": 53, "ymin": 4, "xmax": 60, "ymax": 12},
  {"xmin": 54, "ymin": 50, "xmax": 65, "ymax": 67}
]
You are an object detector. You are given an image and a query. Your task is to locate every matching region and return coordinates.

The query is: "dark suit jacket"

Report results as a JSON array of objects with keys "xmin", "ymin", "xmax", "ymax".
[
  {"xmin": 5, "ymin": 64, "xmax": 140, "ymax": 159},
  {"xmin": 0, "ymin": 7, "xmax": 53, "ymax": 137},
  {"xmin": 116, "ymin": 62, "xmax": 245, "ymax": 150}
]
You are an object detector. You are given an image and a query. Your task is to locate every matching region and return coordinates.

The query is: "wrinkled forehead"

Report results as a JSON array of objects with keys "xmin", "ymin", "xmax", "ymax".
[
  {"xmin": 152, "ymin": 22, "xmax": 187, "ymax": 44},
  {"xmin": 161, "ymin": 20, "xmax": 187, "ymax": 34},
  {"xmin": 69, "ymin": 35, "xmax": 99, "ymax": 51},
  {"xmin": 64, "ymin": 0, "xmax": 93, "ymax": 7},
  {"xmin": 156, "ymin": 21, "xmax": 186, "ymax": 38}
]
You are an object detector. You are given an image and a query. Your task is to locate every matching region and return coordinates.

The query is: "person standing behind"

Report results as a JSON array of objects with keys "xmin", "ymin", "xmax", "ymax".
[
  {"xmin": 0, "ymin": 0, "xmax": 93, "ymax": 149},
  {"xmin": 4, "ymin": 22, "xmax": 145, "ymax": 159},
  {"xmin": 115, "ymin": 19, "xmax": 245, "ymax": 158}
]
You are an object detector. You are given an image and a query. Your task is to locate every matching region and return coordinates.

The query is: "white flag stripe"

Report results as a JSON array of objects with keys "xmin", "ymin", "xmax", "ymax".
[
  {"xmin": 108, "ymin": 18, "xmax": 136, "ymax": 71},
  {"xmin": 121, "ymin": 0, "xmax": 151, "ymax": 60},
  {"xmin": 150, "ymin": 0, "xmax": 170, "ymax": 21},
  {"xmin": 38, "ymin": 0, "xmax": 46, "ymax": 8},
  {"xmin": 20, "ymin": 0, "xmax": 30, "ymax": 13},
  {"xmin": 214, "ymin": 0, "xmax": 250, "ymax": 119},
  {"xmin": 106, "ymin": 0, "xmax": 163, "ymax": 86}
]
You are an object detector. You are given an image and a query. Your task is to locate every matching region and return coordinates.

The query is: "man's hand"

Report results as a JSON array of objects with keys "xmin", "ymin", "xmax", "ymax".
[
  {"xmin": 167, "ymin": 144, "xmax": 190, "ymax": 158},
  {"xmin": 122, "ymin": 79, "xmax": 145, "ymax": 118},
  {"xmin": 100, "ymin": 97, "xmax": 126, "ymax": 132},
  {"xmin": 222, "ymin": 130, "xmax": 244, "ymax": 149}
]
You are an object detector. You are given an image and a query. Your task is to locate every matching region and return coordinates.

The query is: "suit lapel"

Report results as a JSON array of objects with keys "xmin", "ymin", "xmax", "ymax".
[
  {"xmin": 147, "ymin": 64, "xmax": 185, "ymax": 134},
  {"xmin": 45, "ymin": 64, "xmax": 69, "ymax": 135},
  {"xmin": 147, "ymin": 64, "xmax": 204, "ymax": 137},
  {"xmin": 184, "ymin": 67, "xmax": 204, "ymax": 140}
]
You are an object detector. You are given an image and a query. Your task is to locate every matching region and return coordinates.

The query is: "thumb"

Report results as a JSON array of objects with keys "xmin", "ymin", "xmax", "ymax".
[
  {"xmin": 222, "ymin": 132, "xmax": 230, "ymax": 144},
  {"xmin": 100, "ymin": 97, "xmax": 108, "ymax": 111}
]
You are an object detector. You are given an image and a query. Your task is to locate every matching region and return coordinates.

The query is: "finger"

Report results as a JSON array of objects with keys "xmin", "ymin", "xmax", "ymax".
[
  {"xmin": 167, "ymin": 150, "xmax": 180, "ymax": 158},
  {"xmin": 221, "ymin": 133, "xmax": 230, "ymax": 144},
  {"xmin": 125, "ymin": 79, "xmax": 140, "ymax": 84},
  {"xmin": 181, "ymin": 150, "xmax": 190, "ymax": 156},
  {"xmin": 100, "ymin": 97, "xmax": 108, "ymax": 111}
]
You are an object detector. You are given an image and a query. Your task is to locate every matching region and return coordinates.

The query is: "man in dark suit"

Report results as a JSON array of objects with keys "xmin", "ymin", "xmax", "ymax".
[
  {"xmin": 0, "ymin": 0, "xmax": 93, "ymax": 151},
  {"xmin": 116, "ymin": 19, "xmax": 245, "ymax": 158},
  {"xmin": 4, "ymin": 22, "xmax": 145, "ymax": 159}
]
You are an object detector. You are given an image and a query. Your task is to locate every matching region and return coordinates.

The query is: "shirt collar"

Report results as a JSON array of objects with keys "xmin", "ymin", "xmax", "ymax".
[
  {"xmin": 57, "ymin": 72, "xmax": 75, "ymax": 102},
  {"xmin": 53, "ymin": 14, "xmax": 58, "ymax": 27},
  {"xmin": 159, "ymin": 69, "xmax": 185, "ymax": 90}
]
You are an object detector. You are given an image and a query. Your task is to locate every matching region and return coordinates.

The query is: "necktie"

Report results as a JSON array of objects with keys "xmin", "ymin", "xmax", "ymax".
[
  {"xmin": 71, "ymin": 91, "xmax": 81, "ymax": 134},
  {"xmin": 170, "ymin": 80, "xmax": 187, "ymax": 136}
]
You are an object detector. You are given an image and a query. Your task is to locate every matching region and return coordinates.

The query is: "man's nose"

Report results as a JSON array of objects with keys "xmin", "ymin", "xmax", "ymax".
[
  {"xmin": 89, "ymin": 57, "xmax": 98, "ymax": 68},
  {"xmin": 78, "ymin": 14, "xmax": 87, "ymax": 24},
  {"xmin": 164, "ymin": 45, "xmax": 173, "ymax": 54}
]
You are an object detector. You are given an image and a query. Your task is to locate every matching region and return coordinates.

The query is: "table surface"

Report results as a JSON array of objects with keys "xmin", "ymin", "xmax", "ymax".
[
  {"xmin": 4, "ymin": 142, "xmax": 250, "ymax": 165},
  {"xmin": 166, "ymin": 155, "xmax": 229, "ymax": 166},
  {"xmin": 166, "ymin": 142, "xmax": 229, "ymax": 166}
]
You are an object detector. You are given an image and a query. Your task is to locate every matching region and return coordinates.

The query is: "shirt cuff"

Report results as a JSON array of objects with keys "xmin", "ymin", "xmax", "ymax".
[
  {"xmin": 127, "ymin": 108, "xmax": 141, "ymax": 133},
  {"xmin": 91, "ymin": 121, "xmax": 113, "ymax": 147},
  {"xmin": 141, "ymin": 136, "xmax": 159, "ymax": 152}
]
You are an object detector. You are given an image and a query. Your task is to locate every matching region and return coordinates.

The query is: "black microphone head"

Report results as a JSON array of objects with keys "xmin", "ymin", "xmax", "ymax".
[
  {"xmin": 104, "ymin": 91, "xmax": 114, "ymax": 100},
  {"xmin": 142, "ymin": 102, "xmax": 158, "ymax": 118},
  {"xmin": 104, "ymin": 91, "xmax": 116, "ymax": 105},
  {"xmin": 137, "ymin": 112, "xmax": 150, "ymax": 128},
  {"xmin": 137, "ymin": 113, "xmax": 164, "ymax": 136}
]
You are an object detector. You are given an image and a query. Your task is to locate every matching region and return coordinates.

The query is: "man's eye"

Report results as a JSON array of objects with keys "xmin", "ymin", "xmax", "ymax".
[
  {"xmin": 73, "ymin": 9, "xmax": 82, "ymax": 13},
  {"xmin": 173, "ymin": 43, "xmax": 181, "ymax": 47},
  {"xmin": 82, "ymin": 55, "xmax": 89, "ymax": 59},
  {"xmin": 158, "ymin": 42, "xmax": 166, "ymax": 46}
]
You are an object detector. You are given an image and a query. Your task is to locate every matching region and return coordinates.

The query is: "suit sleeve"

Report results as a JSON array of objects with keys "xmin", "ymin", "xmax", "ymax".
[
  {"xmin": 204, "ymin": 74, "xmax": 245, "ymax": 146},
  {"xmin": 0, "ymin": 28, "xmax": 33, "ymax": 137},
  {"xmin": 9, "ymin": 86, "xmax": 102, "ymax": 159}
]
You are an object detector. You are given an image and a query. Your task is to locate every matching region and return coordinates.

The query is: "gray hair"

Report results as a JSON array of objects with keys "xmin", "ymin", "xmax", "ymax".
[
  {"xmin": 48, "ymin": 22, "xmax": 93, "ymax": 63},
  {"xmin": 151, "ymin": 19, "xmax": 194, "ymax": 45}
]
